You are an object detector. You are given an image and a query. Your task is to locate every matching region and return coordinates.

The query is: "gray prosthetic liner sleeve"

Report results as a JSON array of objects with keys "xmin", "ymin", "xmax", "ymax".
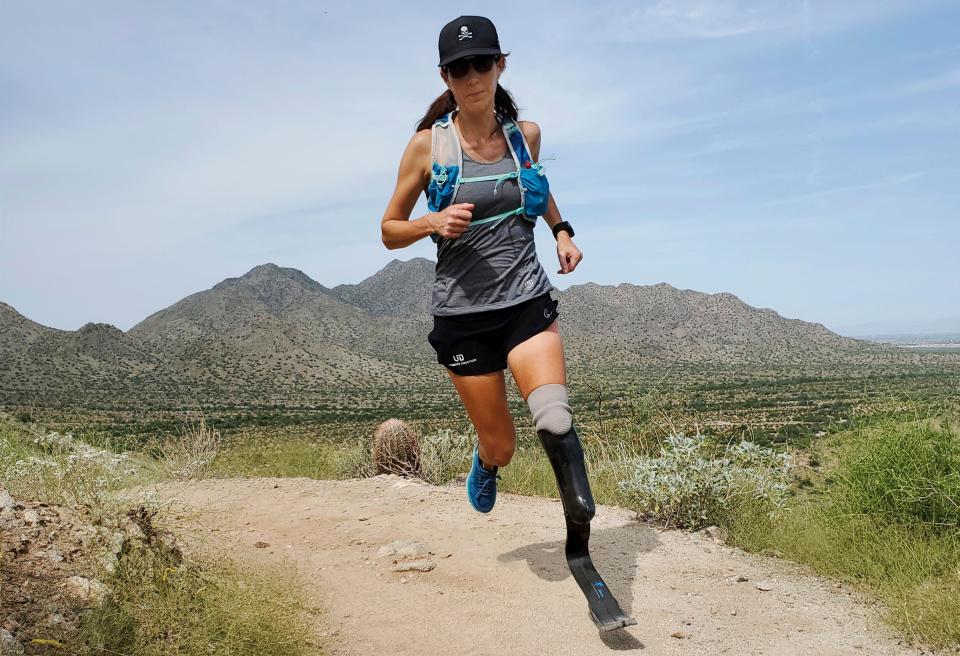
[
  {"xmin": 527, "ymin": 383, "xmax": 573, "ymax": 434},
  {"xmin": 536, "ymin": 422, "xmax": 596, "ymax": 525}
]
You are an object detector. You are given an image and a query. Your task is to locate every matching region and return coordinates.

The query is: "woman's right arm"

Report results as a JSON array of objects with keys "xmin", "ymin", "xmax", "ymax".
[{"xmin": 381, "ymin": 129, "xmax": 473, "ymax": 250}]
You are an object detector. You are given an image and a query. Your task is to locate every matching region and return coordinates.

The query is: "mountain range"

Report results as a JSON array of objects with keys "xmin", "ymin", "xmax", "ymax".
[{"xmin": 0, "ymin": 258, "xmax": 930, "ymax": 406}]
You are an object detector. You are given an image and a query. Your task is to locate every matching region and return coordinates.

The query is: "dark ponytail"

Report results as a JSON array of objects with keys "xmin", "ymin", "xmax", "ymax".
[
  {"xmin": 415, "ymin": 60, "xmax": 520, "ymax": 132},
  {"xmin": 416, "ymin": 89, "xmax": 458, "ymax": 132},
  {"xmin": 493, "ymin": 83, "xmax": 519, "ymax": 123}
]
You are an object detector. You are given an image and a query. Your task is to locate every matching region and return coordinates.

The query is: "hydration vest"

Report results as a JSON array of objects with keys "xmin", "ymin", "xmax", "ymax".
[{"xmin": 425, "ymin": 110, "xmax": 549, "ymax": 243}]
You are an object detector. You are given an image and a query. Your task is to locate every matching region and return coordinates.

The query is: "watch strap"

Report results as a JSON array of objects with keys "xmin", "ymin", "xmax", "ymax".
[{"xmin": 552, "ymin": 221, "xmax": 575, "ymax": 239}]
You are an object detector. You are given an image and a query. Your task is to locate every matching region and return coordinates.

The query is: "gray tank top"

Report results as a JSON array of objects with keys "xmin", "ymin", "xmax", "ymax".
[{"xmin": 431, "ymin": 140, "xmax": 555, "ymax": 316}]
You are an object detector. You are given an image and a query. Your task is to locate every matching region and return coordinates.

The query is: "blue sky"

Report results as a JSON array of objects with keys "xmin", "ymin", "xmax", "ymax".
[{"xmin": 1, "ymin": 1, "xmax": 958, "ymax": 335}]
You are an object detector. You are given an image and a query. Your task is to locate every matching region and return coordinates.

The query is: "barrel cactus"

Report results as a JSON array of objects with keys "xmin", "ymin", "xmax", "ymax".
[{"xmin": 372, "ymin": 418, "xmax": 420, "ymax": 476}]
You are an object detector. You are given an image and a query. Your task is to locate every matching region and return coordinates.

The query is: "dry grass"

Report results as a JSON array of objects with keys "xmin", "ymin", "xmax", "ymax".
[
  {"xmin": 148, "ymin": 411, "xmax": 222, "ymax": 480},
  {"xmin": 71, "ymin": 534, "xmax": 325, "ymax": 656}
]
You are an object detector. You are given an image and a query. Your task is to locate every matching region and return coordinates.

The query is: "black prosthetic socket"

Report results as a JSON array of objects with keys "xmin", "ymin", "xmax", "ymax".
[{"xmin": 536, "ymin": 423, "xmax": 596, "ymax": 525}]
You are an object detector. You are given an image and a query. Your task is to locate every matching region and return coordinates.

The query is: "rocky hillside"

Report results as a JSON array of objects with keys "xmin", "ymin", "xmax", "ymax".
[
  {"xmin": 127, "ymin": 263, "xmax": 427, "ymax": 391},
  {"xmin": 329, "ymin": 257, "xmax": 434, "ymax": 317},
  {"xmin": 555, "ymin": 282, "xmax": 876, "ymax": 367},
  {"xmin": 0, "ymin": 258, "xmax": 930, "ymax": 403},
  {"xmin": 0, "ymin": 301, "xmax": 164, "ymax": 394}
]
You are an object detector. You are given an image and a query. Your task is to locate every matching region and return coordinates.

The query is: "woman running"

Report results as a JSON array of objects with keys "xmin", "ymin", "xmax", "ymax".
[{"xmin": 380, "ymin": 15, "xmax": 592, "ymax": 520}]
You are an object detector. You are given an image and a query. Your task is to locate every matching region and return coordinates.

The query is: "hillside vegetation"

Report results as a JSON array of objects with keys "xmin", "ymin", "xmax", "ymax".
[{"xmin": 4, "ymin": 259, "xmax": 955, "ymax": 410}]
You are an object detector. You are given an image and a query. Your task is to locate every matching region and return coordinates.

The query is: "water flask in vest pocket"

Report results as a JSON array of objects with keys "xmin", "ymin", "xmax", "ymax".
[
  {"xmin": 520, "ymin": 161, "xmax": 549, "ymax": 218},
  {"xmin": 427, "ymin": 163, "xmax": 460, "ymax": 212}
]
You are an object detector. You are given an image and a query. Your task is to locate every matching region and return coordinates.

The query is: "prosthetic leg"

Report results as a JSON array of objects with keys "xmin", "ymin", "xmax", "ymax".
[{"xmin": 538, "ymin": 424, "xmax": 637, "ymax": 632}]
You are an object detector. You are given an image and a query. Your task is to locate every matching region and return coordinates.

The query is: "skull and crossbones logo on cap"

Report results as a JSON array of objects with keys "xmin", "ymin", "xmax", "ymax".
[{"xmin": 458, "ymin": 25, "xmax": 473, "ymax": 41}]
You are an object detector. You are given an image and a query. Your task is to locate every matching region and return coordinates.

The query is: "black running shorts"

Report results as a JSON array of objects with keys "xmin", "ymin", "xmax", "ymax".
[{"xmin": 427, "ymin": 293, "xmax": 560, "ymax": 376}]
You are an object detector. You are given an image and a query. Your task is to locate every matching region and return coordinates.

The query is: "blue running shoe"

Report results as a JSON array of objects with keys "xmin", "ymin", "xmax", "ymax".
[{"xmin": 466, "ymin": 446, "xmax": 501, "ymax": 513}]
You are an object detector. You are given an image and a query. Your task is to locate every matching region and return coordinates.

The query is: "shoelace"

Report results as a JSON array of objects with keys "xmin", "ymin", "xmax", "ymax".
[
  {"xmin": 475, "ymin": 464, "xmax": 502, "ymax": 495},
  {"xmin": 477, "ymin": 474, "xmax": 501, "ymax": 500},
  {"xmin": 478, "ymin": 468, "xmax": 501, "ymax": 481}
]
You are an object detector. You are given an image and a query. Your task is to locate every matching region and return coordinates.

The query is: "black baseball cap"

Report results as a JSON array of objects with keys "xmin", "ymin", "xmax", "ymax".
[{"xmin": 438, "ymin": 16, "xmax": 503, "ymax": 67}]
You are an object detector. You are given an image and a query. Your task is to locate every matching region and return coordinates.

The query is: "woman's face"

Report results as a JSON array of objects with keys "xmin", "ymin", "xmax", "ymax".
[{"xmin": 441, "ymin": 55, "xmax": 506, "ymax": 111}]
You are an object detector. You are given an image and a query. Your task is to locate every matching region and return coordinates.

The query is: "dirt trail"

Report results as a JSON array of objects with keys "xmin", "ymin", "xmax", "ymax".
[{"xmin": 135, "ymin": 475, "xmax": 928, "ymax": 656}]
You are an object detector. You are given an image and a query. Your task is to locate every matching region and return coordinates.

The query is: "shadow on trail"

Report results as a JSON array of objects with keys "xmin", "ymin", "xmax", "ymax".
[{"xmin": 498, "ymin": 519, "xmax": 660, "ymax": 650}]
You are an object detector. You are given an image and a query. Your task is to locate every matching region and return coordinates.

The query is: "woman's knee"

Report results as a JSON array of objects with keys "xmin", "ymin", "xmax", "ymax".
[{"xmin": 478, "ymin": 429, "xmax": 517, "ymax": 467}]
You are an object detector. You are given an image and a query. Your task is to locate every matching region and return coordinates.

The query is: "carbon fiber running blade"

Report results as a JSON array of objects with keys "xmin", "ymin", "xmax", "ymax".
[{"xmin": 565, "ymin": 516, "xmax": 637, "ymax": 632}]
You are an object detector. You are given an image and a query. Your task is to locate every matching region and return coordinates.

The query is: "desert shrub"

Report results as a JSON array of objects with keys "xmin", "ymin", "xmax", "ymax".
[
  {"xmin": 147, "ymin": 413, "xmax": 222, "ymax": 480},
  {"xmin": 618, "ymin": 432, "xmax": 792, "ymax": 529},
  {"xmin": 332, "ymin": 434, "xmax": 377, "ymax": 479},
  {"xmin": 0, "ymin": 414, "xmax": 325, "ymax": 655},
  {"xmin": 417, "ymin": 427, "xmax": 475, "ymax": 485},
  {"xmin": 1, "ymin": 426, "xmax": 139, "ymax": 521},
  {"xmin": 371, "ymin": 418, "xmax": 420, "ymax": 476}
]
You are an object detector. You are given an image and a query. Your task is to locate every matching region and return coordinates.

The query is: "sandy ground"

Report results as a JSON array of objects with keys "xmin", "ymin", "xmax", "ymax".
[{"xmin": 133, "ymin": 475, "xmax": 937, "ymax": 656}]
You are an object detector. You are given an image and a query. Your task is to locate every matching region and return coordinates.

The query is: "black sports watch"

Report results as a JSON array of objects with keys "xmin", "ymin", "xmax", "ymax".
[{"xmin": 552, "ymin": 220, "xmax": 575, "ymax": 239}]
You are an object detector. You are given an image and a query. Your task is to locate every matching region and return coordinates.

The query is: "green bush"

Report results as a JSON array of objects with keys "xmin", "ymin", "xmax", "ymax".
[
  {"xmin": 831, "ymin": 416, "xmax": 959, "ymax": 529},
  {"xmin": 618, "ymin": 432, "xmax": 792, "ymax": 529}
]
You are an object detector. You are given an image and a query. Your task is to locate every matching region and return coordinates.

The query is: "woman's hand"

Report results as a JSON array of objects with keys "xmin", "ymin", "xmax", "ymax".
[
  {"xmin": 556, "ymin": 234, "xmax": 582, "ymax": 273},
  {"xmin": 428, "ymin": 203, "xmax": 474, "ymax": 239}
]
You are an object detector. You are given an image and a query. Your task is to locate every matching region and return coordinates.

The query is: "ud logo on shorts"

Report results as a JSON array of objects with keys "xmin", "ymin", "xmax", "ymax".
[
  {"xmin": 544, "ymin": 306, "xmax": 553, "ymax": 319},
  {"xmin": 448, "ymin": 352, "xmax": 478, "ymax": 367}
]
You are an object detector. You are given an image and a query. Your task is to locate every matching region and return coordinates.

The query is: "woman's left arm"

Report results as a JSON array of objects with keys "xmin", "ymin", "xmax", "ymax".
[{"xmin": 520, "ymin": 121, "xmax": 583, "ymax": 274}]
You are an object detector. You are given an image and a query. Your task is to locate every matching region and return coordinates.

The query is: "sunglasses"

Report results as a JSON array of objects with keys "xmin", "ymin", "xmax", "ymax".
[{"xmin": 443, "ymin": 54, "xmax": 501, "ymax": 79}]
